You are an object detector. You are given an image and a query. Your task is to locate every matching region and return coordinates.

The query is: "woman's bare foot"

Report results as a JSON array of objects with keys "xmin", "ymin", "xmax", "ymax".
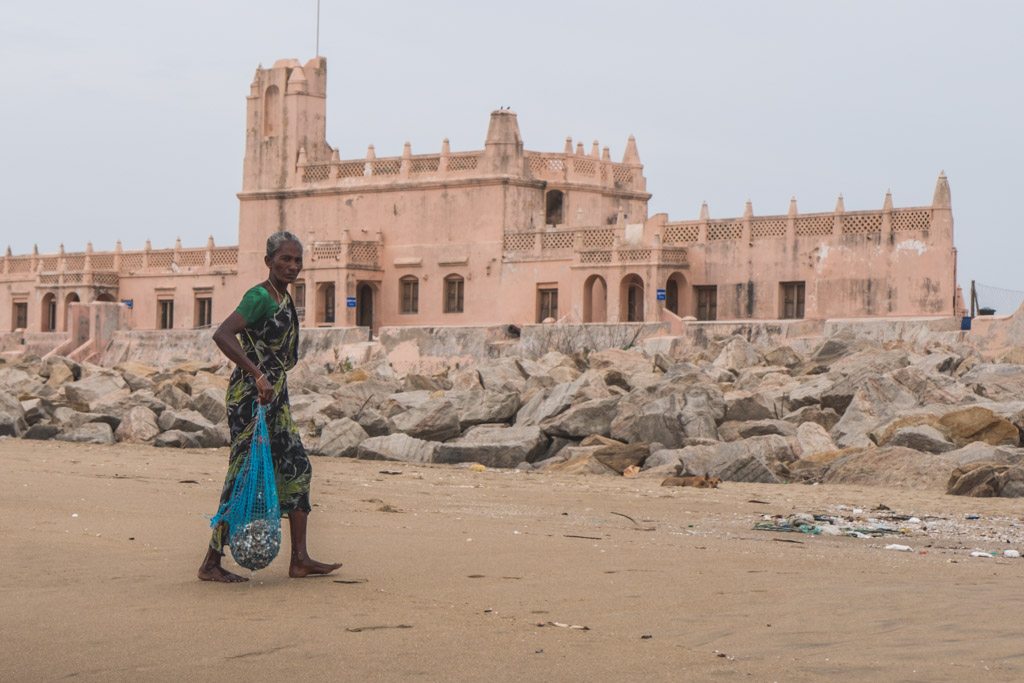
[
  {"xmin": 198, "ymin": 548, "xmax": 249, "ymax": 583},
  {"xmin": 289, "ymin": 556, "xmax": 343, "ymax": 578}
]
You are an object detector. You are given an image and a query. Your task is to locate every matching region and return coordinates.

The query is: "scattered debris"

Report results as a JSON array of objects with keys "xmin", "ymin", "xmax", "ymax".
[
  {"xmin": 345, "ymin": 624, "xmax": 413, "ymax": 633},
  {"xmin": 610, "ymin": 511, "xmax": 655, "ymax": 531},
  {"xmin": 333, "ymin": 578, "xmax": 368, "ymax": 584},
  {"xmin": 538, "ymin": 621, "xmax": 590, "ymax": 631},
  {"xmin": 564, "ymin": 534, "xmax": 603, "ymax": 541},
  {"xmin": 885, "ymin": 544, "xmax": 914, "ymax": 552},
  {"xmin": 378, "ymin": 470, "xmax": 402, "ymax": 475},
  {"xmin": 178, "ymin": 479, "xmax": 199, "ymax": 484}
]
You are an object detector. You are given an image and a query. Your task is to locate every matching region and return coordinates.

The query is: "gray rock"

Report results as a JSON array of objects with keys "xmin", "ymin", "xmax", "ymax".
[
  {"xmin": 718, "ymin": 419, "xmax": 796, "ymax": 442},
  {"xmin": 313, "ymin": 418, "xmax": 368, "ymax": 457},
  {"xmin": 356, "ymin": 433, "xmax": 440, "ymax": 463},
  {"xmin": 153, "ymin": 429, "xmax": 203, "ymax": 449},
  {"xmin": 24, "ymin": 424, "xmax": 59, "ymax": 440},
  {"xmin": 822, "ymin": 446, "xmax": 956, "ymax": 490},
  {"xmin": 448, "ymin": 390, "xmax": 520, "ymax": 428},
  {"xmin": 0, "ymin": 392, "xmax": 27, "ymax": 437},
  {"xmin": 783, "ymin": 405, "xmax": 841, "ymax": 431},
  {"xmin": 389, "ymin": 399, "xmax": 461, "ymax": 441},
  {"xmin": 540, "ymin": 397, "xmax": 620, "ymax": 439},
  {"xmin": 712, "ymin": 337, "xmax": 764, "ymax": 372},
  {"xmin": 723, "ymin": 390, "xmax": 777, "ymax": 422},
  {"xmin": 115, "ymin": 406, "xmax": 161, "ymax": 443},
  {"xmin": 196, "ymin": 424, "xmax": 231, "ymax": 448},
  {"xmin": 435, "ymin": 425, "xmax": 548, "ymax": 468},
  {"xmin": 403, "ymin": 373, "xmax": 451, "ymax": 392},
  {"xmin": 57, "ymin": 422, "xmax": 115, "ymax": 445},
  {"xmin": 63, "ymin": 373, "xmax": 130, "ymax": 412},
  {"xmin": 960, "ymin": 363, "xmax": 1024, "ymax": 402},
  {"xmin": 678, "ymin": 435, "xmax": 796, "ymax": 483},
  {"xmin": 157, "ymin": 409, "xmax": 214, "ymax": 433},
  {"xmin": 830, "ymin": 376, "xmax": 918, "ymax": 448},
  {"xmin": 795, "ymin": 422, "xmax": 836, "ymax": 458},
  {"xmin": 610, "ymin": 394, "xmax": 686, "ymax": 448},
  {"xmin": 679, "ymin": 384, "xmax": 726, "ymax": 440},
  {"xmin": 191, "ymin": 387, "xmax": 226, "ymax": 424},
  {"xmin": 886, "ymin": 425, "xmax": 955, "ymax": 454},
  {"xmin": 20, "ymin": 398, "xmax": 51, "ymax": 426},
  {"xmin": 764, "ymin": 345, "xmax": 803, "ymax": 368},
  {"xmin": 154, "ymin": 383, "xmax": 191, "ymax": 410},
  {"xmin": 476, "ymin": 358, "xmax": 527, "ymax": 394}
]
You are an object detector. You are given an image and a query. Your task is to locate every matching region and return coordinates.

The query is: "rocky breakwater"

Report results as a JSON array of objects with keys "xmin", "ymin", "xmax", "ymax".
[{"xmin": 5, "ymin": 333, "xmax": 1024, "ymax": 497}]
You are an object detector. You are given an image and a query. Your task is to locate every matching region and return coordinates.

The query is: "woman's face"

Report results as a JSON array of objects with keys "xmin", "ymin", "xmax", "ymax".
[{"xmin": 266, "ymin": 240, "xmax": 303, "ymax": 284}]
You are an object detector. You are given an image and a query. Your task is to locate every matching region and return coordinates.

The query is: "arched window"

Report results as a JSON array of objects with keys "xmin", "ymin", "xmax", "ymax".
[
  {"xmin": 41, "ymin": 293, "xmax": 56, "ymax": 332},
  {"xmin": 620, "ymin": 274, "xmax": 644, "ymax": 322},
  {"xmin": 443, "ymin": 274, "xmax": 464, "ymax": 314},
  {"xmin": 63, "ymin": 292, "xmax": 81, "ymax": 331},
  {"xmin": 263, "ymin": 85, "xmax": 280, "ymax": 137},
  {"xmin": 545, "ymin": 190, "xmax": 564, "ymax": 225},
  {"xmin": 583, "ymin": 274, "xmax": 607, "ymax": 323},
  {"xmin": 399, "ymin": 275, "xmax": 419, "ymax": 314}
]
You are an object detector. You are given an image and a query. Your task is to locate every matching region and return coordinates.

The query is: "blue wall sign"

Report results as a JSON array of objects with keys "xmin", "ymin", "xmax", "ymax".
[
  {"xmin": 346, "ymin": 296, "xmax": 357, "ymax": 308},
  {"xmin": 656, "ymin": 289, "xmax": 667, "ymax": 301},
  {"xmin": 121, "ymin": 299, "xmax": 134, "ymax": 309}
]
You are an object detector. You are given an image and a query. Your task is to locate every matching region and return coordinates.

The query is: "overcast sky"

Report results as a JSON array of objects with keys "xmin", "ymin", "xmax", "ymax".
[{"xmin": 1, "ymin": 1, "xmax": 1020, "ymax": 294}]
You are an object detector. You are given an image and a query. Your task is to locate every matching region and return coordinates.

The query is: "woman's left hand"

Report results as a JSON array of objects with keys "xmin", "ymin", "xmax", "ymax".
[{"xmin": 255, "ymin": 375, "xmax": 274, "ymax": 404}]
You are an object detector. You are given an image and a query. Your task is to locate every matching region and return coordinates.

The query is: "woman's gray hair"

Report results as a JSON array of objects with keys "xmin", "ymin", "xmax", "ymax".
[{"xmin": 266, "ymin": 231, "xmax": 303, "ymax": 258}]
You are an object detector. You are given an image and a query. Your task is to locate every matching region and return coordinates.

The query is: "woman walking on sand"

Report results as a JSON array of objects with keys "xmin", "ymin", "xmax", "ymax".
[{"xmin": 198, "ymin": 231, "xmax": 341, "ymax": 583}]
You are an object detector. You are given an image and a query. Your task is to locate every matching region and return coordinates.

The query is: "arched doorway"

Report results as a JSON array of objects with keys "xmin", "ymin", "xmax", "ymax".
[
  {"xmin": 583, "ymin": 274, "xmax": 607, "ymax": 323},
  {"xmin": 41, "ymin": 293, "xmax": 57, "ymax": 332},
  {"xmin": 63, "ymin": 292, "xmax": 81, "ymax": 331},
  {"xmin": 94, "ymin": 292, "xmax": 116, "ymax": 303},
  {"xmin": 665, "ymin": 272, "xmax": 686, "ymax": 315},
  {"xmin": 356, "ymin": 282, "xmax": 374, "ymax": 329},
  {"xmin": 620, "ymin": 274, "xmax": 645, "ymax": 322}
]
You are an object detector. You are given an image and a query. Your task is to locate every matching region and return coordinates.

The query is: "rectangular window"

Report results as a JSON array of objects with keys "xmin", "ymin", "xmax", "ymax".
[
  {"xmin": 194, "ymin": 296, "xmax": 212, "ymax": 328},
  {"xmin": 400, "ymin": 277, "xmax": 419, "ymax": 314},
  {"xmin": 444, "ymin": 277, "xmax": 464, "ymax": 314},
  {"xmin": 695, "ymin": 286, "xmax": 717, "ymax": 321},
  {"xmin": 158, "ymin": 299, "xmax": 174, "ymax": 329},
  {"xmin": 292, "ymin": 282, "xmax": 306, "ymax": 321},
  {"xmin": 537, "ymin": 287, "xmax": 558, "ymax": 322},
  {"xmin": 781, "ymin": 281, "xmax": 805, "ymax": 319},
  {"xmin": 13, "ymin": 302, "xmax": 28, "ymax": 330}
]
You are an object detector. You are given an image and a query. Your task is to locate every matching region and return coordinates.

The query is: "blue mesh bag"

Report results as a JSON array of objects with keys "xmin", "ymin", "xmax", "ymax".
[{"xmin": 210, "ymin": 405, "xmax": 281, "ymax": 570}]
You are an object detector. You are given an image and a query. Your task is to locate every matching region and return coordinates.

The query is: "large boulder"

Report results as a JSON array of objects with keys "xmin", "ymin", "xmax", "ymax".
[
  {"xmin": 356, "ymin": 433, "xmax": 440, "ymax": 463},
  {"xmin": 56, "ymin": 422, "xmax": 115, "ymax": 445},
  {"xmin": 153, "ymin": 430, "xmax": 203, "ymax": 449},
  {"xmin": 447, "ymin": 390, "xmax": 519, "ymax": 429},
  {"xmin": 435, "ymin": 425, "xmax": 548, "ymax": 468},
  {"xmin": 677, "ymin": 435, "xmax": 796, "ymax": 483},
  {"xmin": 718, "ymin": 419, "xmax": 795, "ymax": 442},
  {"xmin": 114, "ymin": 406, "xmax": 161, "ymax": 443},
  {"xmin": 830, "ymin": 377, "xmax": 918, "ymax": 448},
  {"xmin": 388, "ymin": 399, "xmax": 461, "ymax": 441},
  {"xmin": 822, "ymin": 446, "xmax": 955, "ymax": 490},
  {"xmin": 947, "ymin": 462, "xmax": 1024, "ymax": 497},
  {"xmin": 679, "ymin": 385, "xmax": 726, "ymax": 440},
  {"xmin": 959, "ymin": 364, "xmax": 1024, "ymax": 402},
  {"xmin": 794, "ymin": 422, "xmax": 836, "ymax": 458},
  {"xmin": 191, "ymin": 387, "xmax": 227, "ymax": 424},
  {"xmin": 938, "ymin": 406, "xmax": 1018, "ymax": 447},
  {"xmin": 885, "ymin": 425, "xmax": 955, "ymax": 454},
  {"xmin": 154, "ymin": 383, "xmax": 191, "ymax": 410},
  {"xmin": 536, "ymin": 446, "xmax": 618, "ymax": 475},
  {"xmin": 713, "ymin": 338, "xmax": 763, "ymax": 373},
  {"xmin": 593, "ymin": 442, "xmax": 649, "ymax": 473},
  {"xmin": 723, "ymin": 390, "xmax": 777, "ymax": 422},
  {"xmin": 588, "ymin": 348, "xmax": 656, "ymax": 376},
  {"xmin": 476, "ymin": 359, "xmax": 527, "ymax": 394},
  {"xmin": 63, "ymin": 373, "xmax": 130, "ymax": 412},
  {"xmin": 610, "ymin": 394, "xmax": 686, "ymax": 448},
  {"xmin": 783, "ymin": 405, "xmax": 841, "ymax": 431},
  {"xmin": 312, "ymin": 418, "xmax": 368, "ymax": 458},
  {"xmin": 540, "ymin": 397, "xmax": 620, "ymax": 439},
  {"xmin": 0, "ymin": 392, "xmax": 27, "ymax": 437},
  {"xmin": 157, "ymin": 409, "xmax": 214, "ymax": 433}
]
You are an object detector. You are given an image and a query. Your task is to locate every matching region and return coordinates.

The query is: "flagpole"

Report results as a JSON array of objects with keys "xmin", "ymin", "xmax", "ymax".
[{"xmin": 315, "ymin": 0, "xmax": 321, "ymax": 56}]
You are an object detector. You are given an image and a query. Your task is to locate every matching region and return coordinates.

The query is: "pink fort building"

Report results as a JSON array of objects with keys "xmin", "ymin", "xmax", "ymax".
[{"xmin": 1, "ymin": 56, "xmax": 958, "ymax": 342}]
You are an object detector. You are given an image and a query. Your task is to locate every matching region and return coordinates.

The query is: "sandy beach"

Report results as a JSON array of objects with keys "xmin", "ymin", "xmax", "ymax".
[{"xmin": 3, "ymin": 438, "xmax": 1024, "ymax": 682}]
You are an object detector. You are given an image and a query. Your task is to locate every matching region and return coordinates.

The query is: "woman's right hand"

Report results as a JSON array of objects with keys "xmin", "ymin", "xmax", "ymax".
[{"xmin": 255, "ymin": 375, "xmax": 274, "ymax": 405}]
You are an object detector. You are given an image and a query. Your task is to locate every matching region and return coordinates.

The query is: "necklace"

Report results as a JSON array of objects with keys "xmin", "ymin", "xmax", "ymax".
[{"xmin": 265, "ymin": 278, "xmax": 286, "ymax": 303}]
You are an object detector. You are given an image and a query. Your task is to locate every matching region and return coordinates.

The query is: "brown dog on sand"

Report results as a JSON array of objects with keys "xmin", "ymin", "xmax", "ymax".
[{"xmin": 660, "ymin": 474, "xmax": 721, "ymax": 488}]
